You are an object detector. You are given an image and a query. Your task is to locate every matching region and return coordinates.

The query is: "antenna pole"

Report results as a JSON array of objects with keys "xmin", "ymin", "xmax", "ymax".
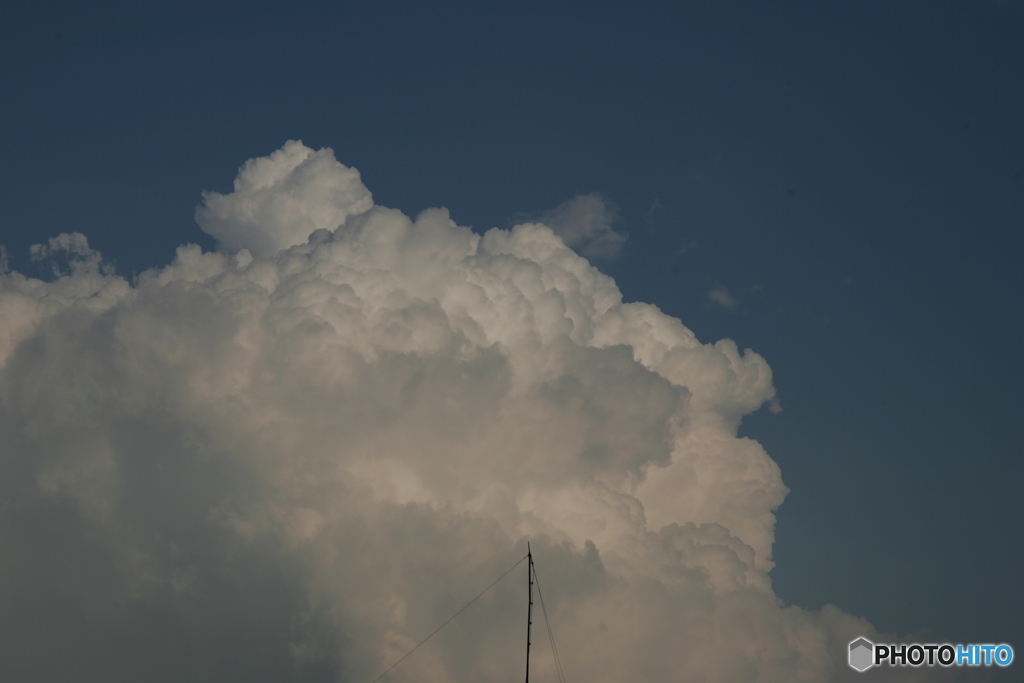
[{"xmin": 525, "ymin": 542, "xmax": 533, "ymax": 683}]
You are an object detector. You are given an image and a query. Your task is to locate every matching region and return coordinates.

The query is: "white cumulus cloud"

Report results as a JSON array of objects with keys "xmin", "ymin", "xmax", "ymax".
[
  {"xmin": 195, "ymin": 139, "xmax": 374, "ymax": 258},
  {"xmin": 0, "ymin": 143, "xmax": 966, "ymax": 683},
  {"xmin": 540, "ymin": 193, "xmax": 626, "ymax": 260}
]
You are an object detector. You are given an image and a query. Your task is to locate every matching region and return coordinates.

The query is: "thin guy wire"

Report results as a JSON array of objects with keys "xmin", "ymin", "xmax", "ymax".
[
  {"xmin": 533, "ymin": 565, "xmax": 565, "ymax": 683},
  {"xmin": 369, "ymin": 553, "xmax": 530, "ymax": 683},
  {"xmin": 532, "ymin": 563, "xmax": 567, "ymax": 683}
]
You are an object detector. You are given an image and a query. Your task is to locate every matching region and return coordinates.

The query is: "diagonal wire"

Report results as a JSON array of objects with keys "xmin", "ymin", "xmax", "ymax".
[
  {"xmin": 369, "ymin": 553, "xmax": 530, "ymax": 683},
  {"xmin": 532, "ymin": 562, "xmax": 567, "ymax": 683},
  {"xmin": 533, "ymin": 564, "xmax": 565, "ymax": 683}
]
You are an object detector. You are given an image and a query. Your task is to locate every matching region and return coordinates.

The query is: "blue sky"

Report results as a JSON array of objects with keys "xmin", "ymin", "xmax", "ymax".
[{"xmin": 2, "ymin": 0, "xmax": 1022, "ymax": 678}]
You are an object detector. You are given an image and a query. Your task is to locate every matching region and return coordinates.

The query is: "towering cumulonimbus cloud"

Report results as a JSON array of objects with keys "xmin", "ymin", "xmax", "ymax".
[{"xmin": 0, "ymin": 142, "xmax": 966, "ymax": 682}]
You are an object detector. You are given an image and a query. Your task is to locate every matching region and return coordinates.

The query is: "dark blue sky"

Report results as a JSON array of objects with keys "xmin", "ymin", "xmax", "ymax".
[{"xmin": 3, "ymin": 0, "xmax": 1022, "ymax": 661}]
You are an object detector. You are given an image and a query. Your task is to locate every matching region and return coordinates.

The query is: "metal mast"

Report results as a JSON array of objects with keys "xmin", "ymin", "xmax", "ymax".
[{"xmin": 525, "ymin": 542, "xmax": 533, "ymax": 683}]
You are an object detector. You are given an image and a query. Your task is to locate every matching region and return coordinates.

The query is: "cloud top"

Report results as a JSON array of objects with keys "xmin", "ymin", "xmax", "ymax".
[{"xmin": 196, "ymin": 140, "xmax": 374, "ymax": 258}]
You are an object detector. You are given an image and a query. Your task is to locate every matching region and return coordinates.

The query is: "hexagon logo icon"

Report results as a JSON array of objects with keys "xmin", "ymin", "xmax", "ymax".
[{"xmin": 849, "ymin": 638, "xmax": 874, "ymax": 672}]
